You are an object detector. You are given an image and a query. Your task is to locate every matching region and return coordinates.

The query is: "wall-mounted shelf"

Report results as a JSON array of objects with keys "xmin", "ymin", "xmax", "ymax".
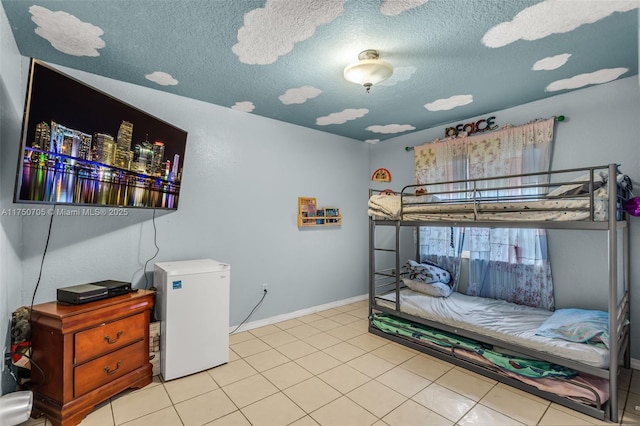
[{"xmin": 297, "ymin": 197, "xmax": 341, "ymax": 227}]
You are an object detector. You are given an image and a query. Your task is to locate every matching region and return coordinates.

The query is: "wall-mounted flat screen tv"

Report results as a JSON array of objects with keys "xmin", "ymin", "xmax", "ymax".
[{"xmin": 15, "ymin": 59, "xmax": 188, "ymax": 210}]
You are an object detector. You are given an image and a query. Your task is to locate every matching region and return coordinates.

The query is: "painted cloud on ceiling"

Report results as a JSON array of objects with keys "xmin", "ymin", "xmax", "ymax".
[
  {"xmin": 29, "ymin": 5, "xmax": 105, "ymax": 56},
  {"xmin": 365, "ymin": 139, "xmax": 380, "ymax": 144},
  {"xmin": 233, "ymin": 0, "xmax": 345, "ymax": 65},
  {"xmin": 317, "ymin": 109, "xmax": 368, "ymax": 126},
  {"xmin": 232, "ymin": 101, "xmax": 256, "ymax": 112},
  {"xmin": 533, "ymin": 54, "xmax": 571, "ymax": 71},
  {"xmin": 545, "ymin": 68, "xmax": 629, "ymax": 92},
  {"xmin": 145, "ymin": 71, "xmax": 178, "ymax": 86},
  {"xmin": 482, "ymin": 0, "xmax": 640, "ymax": 48},
  {"xmin": 380, "ymin": 0, "xmax": 429, "ymax": 16},
  {"xmin": 366, "ymin": 124, "xmax": 416, "ymax": 134},
  {"xmin": 425, "ymin": 95, "xmax": 473, "ymax": 112},
  {"xmin": 378, "ymin": 66, "xmax": 417, "ymax": 87},
  {"xmin": 279, "ymin": 86, "xmax": 322, "ymax": 105},
  {"xmin": 1, "ymin": 0, "xmax": 633, "ymax": 143}
]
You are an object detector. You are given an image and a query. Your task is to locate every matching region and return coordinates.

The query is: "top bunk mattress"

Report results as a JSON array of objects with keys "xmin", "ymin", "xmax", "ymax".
[
  {"xmin": 374, "ymin": 289, "xmax": 609, "ymax": 369},
  {"xmin": 368, "ymin": 193, "xmax": 607, "ymax": 222},
  {"xmin": 367, "ymin": 164, "xmax": 631, "ymax": 223}
]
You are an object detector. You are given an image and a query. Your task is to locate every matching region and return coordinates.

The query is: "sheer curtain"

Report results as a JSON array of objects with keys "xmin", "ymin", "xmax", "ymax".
[
  {"xmin": 415, "ymin": 138, "xmax": 467, "ymax": 290},
  {"xmin": 416, "ymin": 118, "xmax": 556, "ymax": 309}
]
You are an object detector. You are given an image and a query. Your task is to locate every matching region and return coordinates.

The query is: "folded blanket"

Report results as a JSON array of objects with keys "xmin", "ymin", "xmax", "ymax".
[
  {"xmin": 406, "ymin": 259, "xmax": 452, "ymax": 284},
  {"xmin": 461, "ymin": 351, "xmax": 608, "ymax": 405},
  {"xmin": 371, "ymin": 313, "xmax": 577, "ymax": 379},
  {"xmin": 368, "ymin": 194, "xmax": 401, "ymax": 219}
]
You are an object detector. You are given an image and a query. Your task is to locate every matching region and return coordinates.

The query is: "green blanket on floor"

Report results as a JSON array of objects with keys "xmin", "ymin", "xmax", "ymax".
[{"xmin": 371, "ymin": 313, "xmax": 576, "ymax": 379}]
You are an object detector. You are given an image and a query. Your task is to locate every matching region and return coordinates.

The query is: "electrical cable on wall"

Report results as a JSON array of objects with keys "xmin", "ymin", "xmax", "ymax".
[
  {"xmin": 130, "ymin": 209, "xmax": 160, "ymax": 290},
  {"xmin": 143, "ymin": 209, "xmax": 160, "ymax": 290},
  {"xmin": 30, "ymin": 204, "xmax": 56, "ymax": 310},
  {"xmin": 229, "ymin": 288, "xmax": 268, "ymax": 335},
  {"xmin": 10, "ymin": 352, "xmax": 46, "ymax": 389},
  {"xmin": 14, "ymin": 204, "xmax": 58, "ymax": 389}
]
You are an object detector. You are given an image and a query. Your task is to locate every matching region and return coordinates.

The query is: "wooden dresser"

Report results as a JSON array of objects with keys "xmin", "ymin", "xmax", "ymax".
[{"xmin": 29, "ymin": 290, "xmax": 155, "ymax": 426}]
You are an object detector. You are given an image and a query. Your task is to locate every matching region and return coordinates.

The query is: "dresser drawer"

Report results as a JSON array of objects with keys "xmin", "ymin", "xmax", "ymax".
[
  {"xmin": 30, "ymin": 290, "xmax": 155, "ymax": 426},
  {"xmin": 74, "ymin": 340, "xmax": 147, "ymax": 397},
  {"xmin": 75, "ymin": 313, "xmax": 146, "ymax": 363}
]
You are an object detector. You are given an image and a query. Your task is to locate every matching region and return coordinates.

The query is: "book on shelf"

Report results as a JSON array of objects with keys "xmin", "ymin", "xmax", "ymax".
[{"xmin": 324, "ymin": 207, "xmax": 339, "ymax": 223}]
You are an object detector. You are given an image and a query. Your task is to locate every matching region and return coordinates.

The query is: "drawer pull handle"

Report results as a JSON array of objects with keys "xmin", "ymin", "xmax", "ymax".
[
  {"xmin": 104, "ymin": 330, "xmax": 123, "ymax": 344},
  {"xmin": 104, "ymin": 360, "xmax": 123, "ymax": 375}
]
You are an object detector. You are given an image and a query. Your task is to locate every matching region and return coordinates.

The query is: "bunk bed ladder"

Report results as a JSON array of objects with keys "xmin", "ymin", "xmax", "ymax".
[
  {"xmin": 368, "ymin": 218, "xmax": 402, "ymax": 316},
  {"xmin": 368, "ymin": 217, "xmax": 375, "ymax": 318}
]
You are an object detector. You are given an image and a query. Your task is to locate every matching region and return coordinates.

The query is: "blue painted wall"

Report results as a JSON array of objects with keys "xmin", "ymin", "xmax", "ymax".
[
  {"xmin": 1, "ymin": 4, "xmax": 639, "ymax": 396},
  {"xmin": 14, "ymin": 63, "xmax": 371, "ymax": 324},
  {"xmin": 370, "ymin": 76, "xmax": 640, "ymax": 360},
  {"xmin": 1, "ymin": 6, "xmax": 370, "ymax": 396},
  {"xmin": 0, "ymin": 6, "xmax": 27, "ymax": 393}
]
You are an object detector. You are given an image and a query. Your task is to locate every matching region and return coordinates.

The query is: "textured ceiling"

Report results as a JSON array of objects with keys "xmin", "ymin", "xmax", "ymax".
[{"xmin": 2, "ymin": 0, "xmax": 638, "ymax": 143}]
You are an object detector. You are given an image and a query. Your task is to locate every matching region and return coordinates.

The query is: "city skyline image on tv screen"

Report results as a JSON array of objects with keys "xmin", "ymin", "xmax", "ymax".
[{"xmin": 15, "ymin": 59, "xmax": 188, "ymax": 210}]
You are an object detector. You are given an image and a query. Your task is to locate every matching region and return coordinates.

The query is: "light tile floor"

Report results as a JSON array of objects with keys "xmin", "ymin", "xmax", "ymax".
[{"xmin": 20, "ymin": 300, "xmax": 640, "ymax": 425}]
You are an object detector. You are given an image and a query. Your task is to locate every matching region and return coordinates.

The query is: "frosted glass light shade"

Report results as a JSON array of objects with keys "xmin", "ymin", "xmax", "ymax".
[{"xmin": 344, "ymin": 50, "xmax": 393, "ymax": 92}]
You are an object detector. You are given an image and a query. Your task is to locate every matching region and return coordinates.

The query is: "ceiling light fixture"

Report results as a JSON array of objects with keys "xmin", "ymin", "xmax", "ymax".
[{"xmin": 344, "ymin": 49, "xmax": 393, "ymax": 93}]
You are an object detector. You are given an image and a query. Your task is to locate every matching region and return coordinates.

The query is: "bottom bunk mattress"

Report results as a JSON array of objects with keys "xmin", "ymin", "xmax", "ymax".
[{"xmin": 374, "ymin": 289, "xmax": 609, "ymax": 369}]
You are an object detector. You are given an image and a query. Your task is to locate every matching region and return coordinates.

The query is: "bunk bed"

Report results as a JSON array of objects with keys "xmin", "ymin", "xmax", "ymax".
[{"xmin": 368, "ymin": 163, "xmax": 631, "ymax": 422}]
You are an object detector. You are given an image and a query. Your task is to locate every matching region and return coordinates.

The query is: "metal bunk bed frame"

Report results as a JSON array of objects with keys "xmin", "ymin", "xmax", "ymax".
[{"xmin": 368, "ymin": 163, "xmax": 631, "ymax": 422}]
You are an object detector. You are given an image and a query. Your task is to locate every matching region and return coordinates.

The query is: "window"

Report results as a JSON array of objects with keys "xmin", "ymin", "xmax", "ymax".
[{"xmin": 415, "ymin": 118, "xmax": 555, "ymax": 309}]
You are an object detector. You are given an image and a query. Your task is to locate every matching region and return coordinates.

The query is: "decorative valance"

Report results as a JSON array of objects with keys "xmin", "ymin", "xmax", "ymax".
[{"xmin": 415, "ymin": 117, "xmax": 555, "ymax": 175}]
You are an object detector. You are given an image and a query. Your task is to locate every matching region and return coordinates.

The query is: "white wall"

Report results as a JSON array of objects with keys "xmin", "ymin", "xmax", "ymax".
[
  {"xmin": 14, "ymin": 64, "xmax": 371, "ymax": 328},
  {"xmin": 371, "ymin": 76, "xmax": 640, "ymax": 359},
  {"xmin": 1, "ymin": 21, "xmax": 371, "ymax": 397},
  {"xmin": 0, "ymin": 5, "xmax": 27, "ymax": 393},
  {"xmin": 2, "ymin": 4, "xmax": 638, "ymax": 398}
]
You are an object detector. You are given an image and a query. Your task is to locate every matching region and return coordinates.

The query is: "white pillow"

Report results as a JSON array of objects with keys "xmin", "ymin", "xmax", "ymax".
[
  {"xmin": 402, "ymin": 278, "xmax": 452, "ymax": 297},
  {"xmin": 535, "ymin": 308, "xmax": 609, "ymax": 348},
  {"xmin": 547, "ymin": 172, "xmax": 606, "ymax": 197}
]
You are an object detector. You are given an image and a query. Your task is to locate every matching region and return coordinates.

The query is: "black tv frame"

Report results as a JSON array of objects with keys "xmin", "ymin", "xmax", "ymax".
[{"xmin": 14, "ymin": 59, "xmax": 188, "ymax": 210}]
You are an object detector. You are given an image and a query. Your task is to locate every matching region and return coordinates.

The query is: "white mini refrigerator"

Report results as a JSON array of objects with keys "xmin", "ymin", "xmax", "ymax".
[{"xmin": 154, "ymin": 259, "xmax": 230, "ymax": 381}]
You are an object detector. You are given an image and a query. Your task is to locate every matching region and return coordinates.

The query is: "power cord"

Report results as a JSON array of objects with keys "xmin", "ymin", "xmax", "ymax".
[
  {"xmin": 7, "ymin": 351, "xmax": 46, "ymax": 389},
  {"xmin": 142, "ymin": 209, "xmax": 160, "ymax": 290},
  {"xmin": 30, "ymin": 203, "xmax": 56, "ymax": 310},
  {"xmin": 19, "ymin": 203, "xmax": 57, "ymax": 389},
  {"xmin": 229, "ymin": 288, "xmax": 268, "ymax": 335}
]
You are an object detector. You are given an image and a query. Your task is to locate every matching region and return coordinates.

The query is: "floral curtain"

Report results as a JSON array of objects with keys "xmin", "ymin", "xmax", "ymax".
[
  {"xmin": 415, "ymin": 138, "xmax": 468, "ymax": 290},
  {"xmin": 415, "ymin": 118, "xmax": 556, "ymax": 310}
]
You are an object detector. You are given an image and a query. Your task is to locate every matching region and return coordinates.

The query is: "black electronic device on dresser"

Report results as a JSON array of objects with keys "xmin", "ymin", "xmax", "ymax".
[{"xmin": 56, "ymin": 280, "xmax": 132, "ymax": 305}]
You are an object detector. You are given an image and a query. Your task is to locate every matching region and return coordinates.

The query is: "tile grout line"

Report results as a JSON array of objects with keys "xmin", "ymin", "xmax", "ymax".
[
  {"xmin": 37, "ymin": 301, "xmax": 636, "ymax": 426},
  {"xmin": 229, "ymin": 314, "xmax": 422, "ymax": 424}
]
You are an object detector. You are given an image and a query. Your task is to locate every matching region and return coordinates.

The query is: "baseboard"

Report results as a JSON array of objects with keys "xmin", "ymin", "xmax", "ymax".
[
  {"xmin": 230, "ymin": 293, "xmax": 368, "ymax": 334},
  {"xmin": 631, "ymin": 358, "xmax": 640, "ymax": 371}
]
